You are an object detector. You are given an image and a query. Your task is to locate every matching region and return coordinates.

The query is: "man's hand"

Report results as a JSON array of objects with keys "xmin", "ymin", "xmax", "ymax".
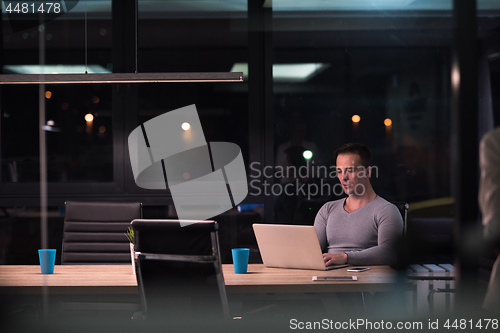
[{"xmin": 323, "ymin": 252, "xmax": 348, "ymax": 266}]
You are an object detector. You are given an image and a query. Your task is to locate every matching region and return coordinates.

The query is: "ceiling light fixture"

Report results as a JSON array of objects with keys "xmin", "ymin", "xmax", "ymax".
[
  {"xmin": 3, "ymin": 64, "xmax": 110, "ymax": 75},
  {"xmin": 0, "ymin": 1, "xmax": 244, "ymax": 86},
  {"xmin": 231, "ymin": 63, "xmax": 329, "ymax": 83},
  {"xmin": 0, "ymin": 72, "xmax": 243, "ymax": 85}
]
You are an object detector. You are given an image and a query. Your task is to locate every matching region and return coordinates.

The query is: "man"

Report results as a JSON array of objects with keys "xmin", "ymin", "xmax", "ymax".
[
  {"xmin": 479, "ymin": 128, "xmax": 500, "ymax": 311},
  {"xmin": 314, "ymin": 143, "xmax": 403, "ymax": 266}
]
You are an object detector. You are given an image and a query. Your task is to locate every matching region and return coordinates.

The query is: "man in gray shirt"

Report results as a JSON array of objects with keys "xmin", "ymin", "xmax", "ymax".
[{"xmin": 314, "ymin": 143, "xmax": 403, "ymax": 266}]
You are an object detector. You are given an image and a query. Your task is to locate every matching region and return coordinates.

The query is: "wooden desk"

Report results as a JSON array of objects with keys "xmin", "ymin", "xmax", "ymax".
[
  {"xmin": 0, "ymin": 264, "xmax": 400, "ymax": 294},
  {"xmin": 223, "ymin": 264, "xmax": 399, "ymax": 294},
  {"xmin": 0, "ymin": 265, "xmax": 138, "ymax": 294}
]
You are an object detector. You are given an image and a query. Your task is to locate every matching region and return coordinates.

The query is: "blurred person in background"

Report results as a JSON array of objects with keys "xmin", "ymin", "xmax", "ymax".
[{"xmin": 479, "ymin": 127, "xmax": 500, "ymax": 311}]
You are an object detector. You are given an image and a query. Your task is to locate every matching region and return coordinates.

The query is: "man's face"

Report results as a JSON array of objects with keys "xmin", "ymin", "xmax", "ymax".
[{"xmin": 336, "ymin": 153, "xmax": 371, "ymax": 196}]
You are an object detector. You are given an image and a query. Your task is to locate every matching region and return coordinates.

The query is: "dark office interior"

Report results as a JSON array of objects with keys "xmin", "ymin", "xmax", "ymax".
[{"xmin": 1, "ymin": 0, "xmax": 500, "ymax": 332}]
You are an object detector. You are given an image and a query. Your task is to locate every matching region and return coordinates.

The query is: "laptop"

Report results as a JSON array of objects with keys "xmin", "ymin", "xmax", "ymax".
[{"xmin": 253, "ymin": 224, "xmax": 350, "ymax": 271}]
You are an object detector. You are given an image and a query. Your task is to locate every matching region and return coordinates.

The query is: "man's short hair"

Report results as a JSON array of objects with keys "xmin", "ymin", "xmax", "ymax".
[{"xmin": 334, "ymin": 143, "xmax": 372, "ymax": 168}]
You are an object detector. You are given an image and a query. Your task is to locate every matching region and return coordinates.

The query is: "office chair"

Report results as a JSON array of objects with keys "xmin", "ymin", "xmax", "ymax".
[
  {"xmin": 62, "ymin": 201, "xmax": 142, "ymax": 264},
  {"xmin": 59, "ymin": 201, "xmax": 142, "ymax": 319},
  {"xmin": 401, "ymin": 200, "xmax": 456, "ymax": 314},
  {"xmin": 357, "ymin": 201, "xmax": 409, "ymax": 311},
  {"xmin": 131, "ymin": 219, "xmax": 230, "ymax": 326},
  {"xmin": 390, "ymin": 201, "xmax": 409, "ymax": 237}
]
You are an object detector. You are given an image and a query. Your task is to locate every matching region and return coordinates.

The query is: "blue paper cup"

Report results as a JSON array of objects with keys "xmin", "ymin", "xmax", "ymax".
[
  {"xmin": 38, "ymin": 249, "xmax": 56, "ymax": 274},
  {"xmin": 232, "ymin": 248, "xmax": 250, "ymax": 274}
]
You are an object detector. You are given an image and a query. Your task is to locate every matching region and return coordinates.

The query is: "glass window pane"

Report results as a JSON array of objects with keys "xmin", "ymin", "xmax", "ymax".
[
  {"xmin": 1, "ymin": 84, "xmax": 113, "ymax": 183},
  {"xmin": 272, "ymin": 2, "xmax": 453, "ymax": 225},
  {"xmin": 1, "ymin": 1, "xmax": 114, "ymax": 184},
  {"xmin": 136, "ymin": 1, "xmax": 250, "ymax": 170}
]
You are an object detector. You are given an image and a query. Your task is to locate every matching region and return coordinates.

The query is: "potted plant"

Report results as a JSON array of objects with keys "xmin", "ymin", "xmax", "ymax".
[{"xmin": 125, "ymin": 227, "xmax": 135, "ymax": 274}]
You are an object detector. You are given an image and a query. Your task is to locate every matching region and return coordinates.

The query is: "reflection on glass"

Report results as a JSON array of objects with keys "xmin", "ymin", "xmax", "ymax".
[
  {"xmin": 1, "ymin": 85, "xmax": 113, "ymax": 183},
  {"xmin": 272, "ymin": 0, "xmax": 457, "ymax": 225}
]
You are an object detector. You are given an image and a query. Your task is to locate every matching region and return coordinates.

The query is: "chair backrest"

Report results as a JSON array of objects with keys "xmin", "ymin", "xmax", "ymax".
[
  {"xmin": 62, "ymin": 201, "xmax": 142, "ymax": 264},
  {"xmin": 390, "ymin": 201, "xmax": 409, "ymax": 237},
  {"xmin": 131, "ymin": 219, "xmax": 229, "ymax": 323}
]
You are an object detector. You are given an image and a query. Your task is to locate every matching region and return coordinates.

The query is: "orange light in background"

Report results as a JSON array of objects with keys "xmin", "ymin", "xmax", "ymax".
[
  {"xmin": 384, "ymin": 118, "xmax": 392, "ymax": 147},
  {"xmin": 181, "ymin": 122, "xmax": 191, "ymax": 131},
  {"xmin": 45, "ymin": 91, "xmax": 52, "ymax": 99},
  {"xmin": 351, "ymin": 115, "xmax": 361, "ymax": 123},
  {"xmin": 85, "ymin": 113, "xmax": 94, "ymax": 122},
  {"xmin": 61, "ymin": 103, "xmax": 69, "ymax": 110},
  {"xmin": 92, "ymin": 96, "xmax": 100, "ymax": 104},
  {"xmin": 99, "ymin": 126, "xmax": 106, "ymax": 133}
]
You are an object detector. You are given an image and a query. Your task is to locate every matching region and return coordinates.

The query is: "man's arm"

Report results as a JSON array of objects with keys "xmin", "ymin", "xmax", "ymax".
[
  {"xmin": 345, "ymin": 204, "xmax": 403, "ymax": 265},
  {"xmin": 315, "ymin": 202, "xmax": 350, "ymax": 265},
  {"xmin": 314, "ymin": 203, "xmax": 329, "ymax": 252}
]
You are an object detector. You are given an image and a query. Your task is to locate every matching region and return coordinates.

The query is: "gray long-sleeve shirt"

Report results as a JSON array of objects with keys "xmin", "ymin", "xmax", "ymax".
[{"xmin": 314, "ymin": 196, "xmax": 403, "ymax": 265}]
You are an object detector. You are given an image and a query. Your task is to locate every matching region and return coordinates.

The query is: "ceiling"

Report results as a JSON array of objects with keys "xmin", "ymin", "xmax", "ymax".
[{"xmin": 2, "ymin": 0, "xmax": 500, "ymax": 21}]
